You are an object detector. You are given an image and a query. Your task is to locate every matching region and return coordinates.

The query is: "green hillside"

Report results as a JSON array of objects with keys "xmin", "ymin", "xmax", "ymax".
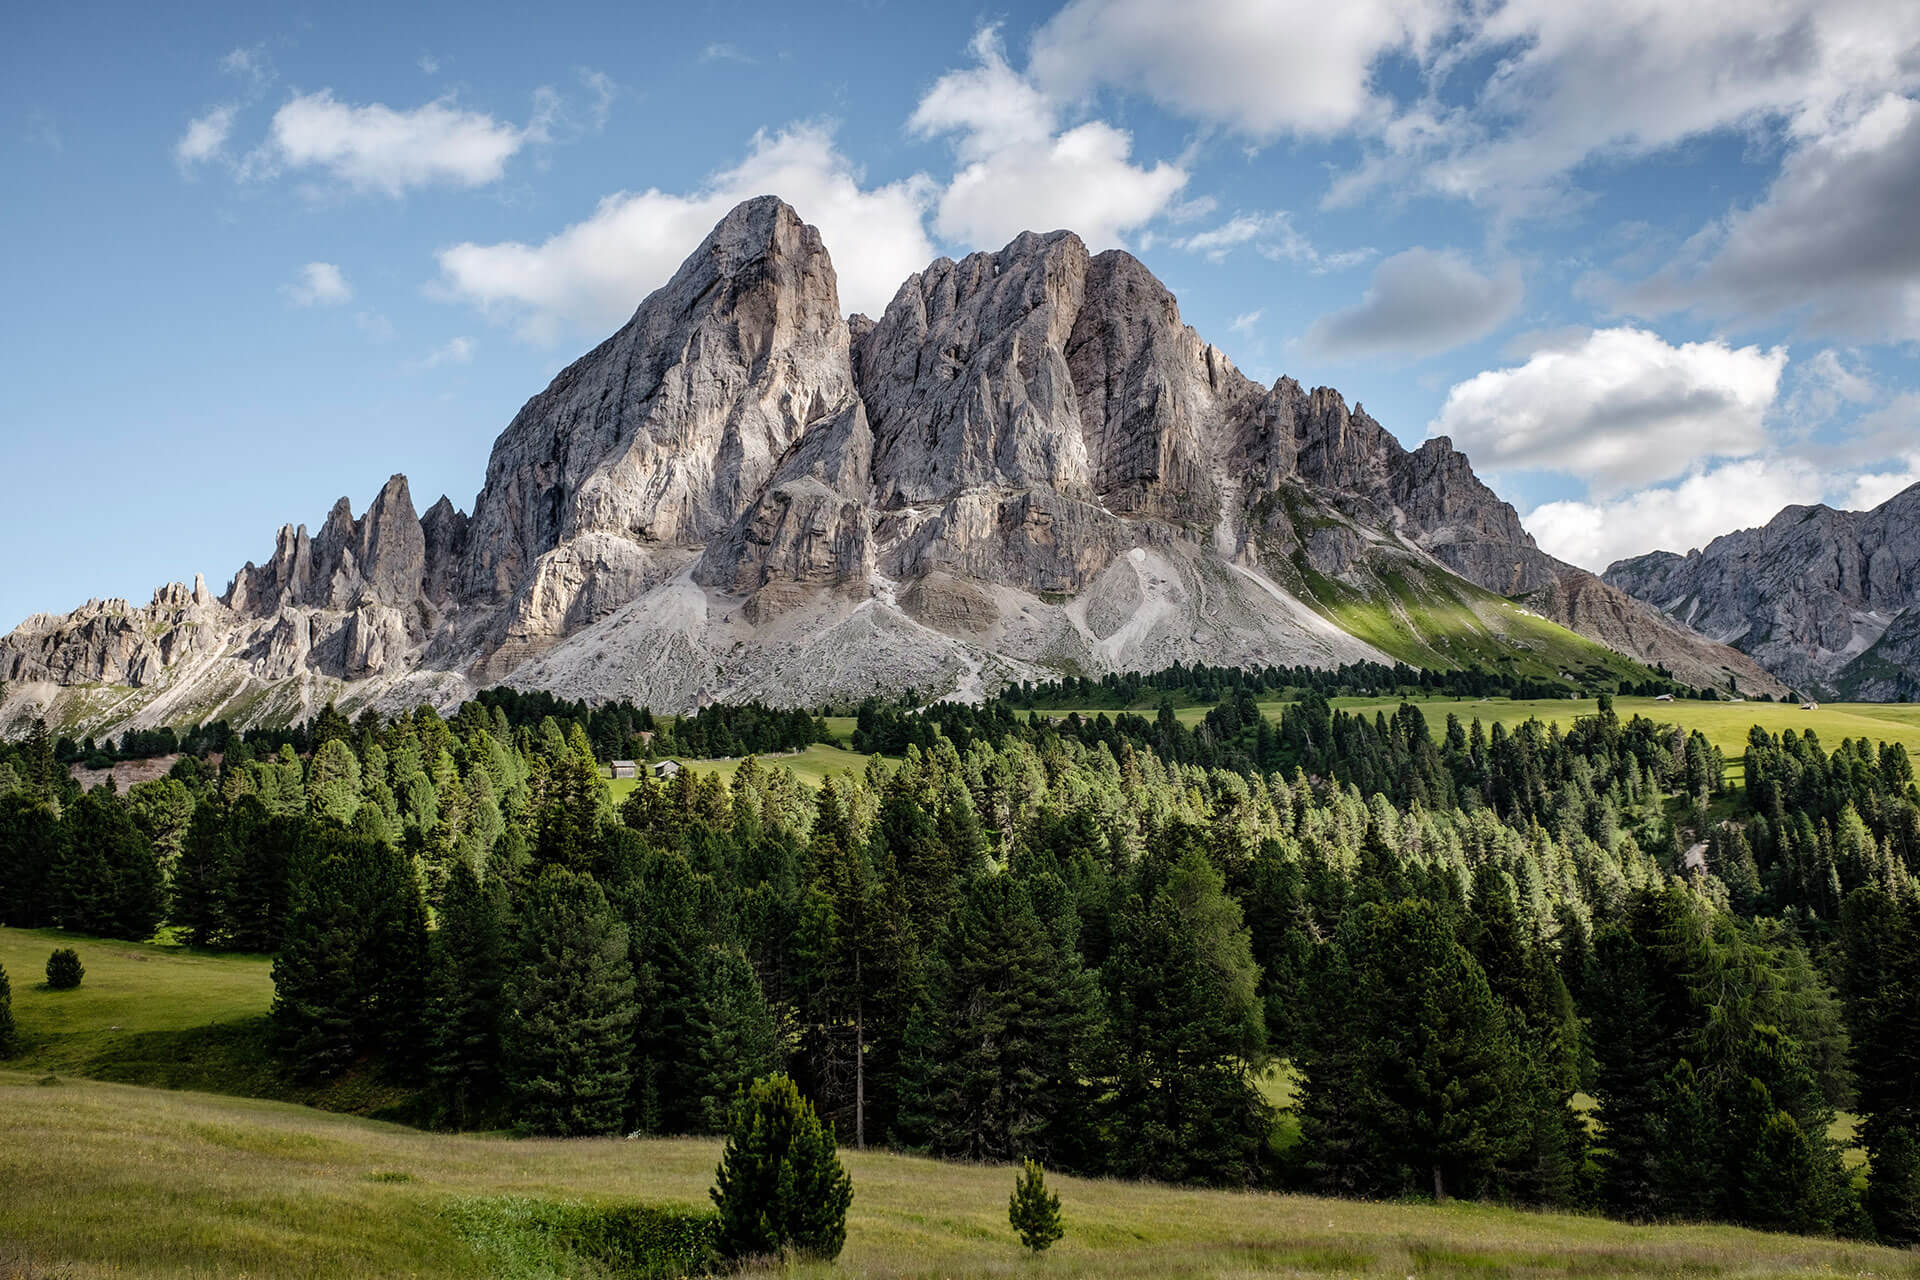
[{"xmin": 4, "ymin": 1071, "xmax": 1913, "ymax": 1280}]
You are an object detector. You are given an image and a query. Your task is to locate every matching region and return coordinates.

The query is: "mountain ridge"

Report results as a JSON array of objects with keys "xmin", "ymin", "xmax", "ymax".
[
  {"xmin": 1604, "ymin": 482, "xmax": 1920, "ymax": 700},
  {"xmin": 0, "ymin": 196, "xmax": 1785, "ymax": 736}
]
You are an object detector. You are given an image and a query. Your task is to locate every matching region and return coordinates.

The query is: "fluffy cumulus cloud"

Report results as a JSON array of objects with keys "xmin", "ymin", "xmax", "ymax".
[
  {"xmin": 1306, "ymin": 248, "xmax": 1521, "ymax": 359},
  {"xmin": 1622, "ymin": 94, "xmax": 1920, "ymax": 341},
  {"xmin": 1430, "ymin": 327, "xmax": 1785, "ymax": 492},
  {"xmin": 1524, "ymin": 457, "xmax": 1829, "ymax": 570},
  {"xmin": 436, "ymin": 124, "xmax": 935, "ymax": 341},
  {"xmin": 911, "ymin": 29, "xmax": 1185, "ymax": 251},
  {"xmin": 283, "ymin": 261, "xmax": 352, "ymax": 306},
  {"xmin": 259, "ymin": 91, "xmax": 537, "ymax": 195},
  {"xmin": 1029, "ymin": 0, "xmax": 1452, "ymax": 138}
]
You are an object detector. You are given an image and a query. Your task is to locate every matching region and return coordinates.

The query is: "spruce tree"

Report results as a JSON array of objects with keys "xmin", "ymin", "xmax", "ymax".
[
  {"xmin": 172, "ymin": 802, "xmax": 234, "ymax": 947},
  {"xmin": 45, "ymin": 947, "xmax": 83, "ymax": 990},
  {"xmin": 499, "ymin": 866, "xmax": 637, "ymax": 1136},
  {"xmin": 1840, "ymin": 884, "xmax": 1920, "ymax": 1243},
  {"xmin": 426, "ymin": 860, "xmax": 508, "ymax": 1127},
  {"xmin": 0, "ymin": 793, "xmax": 61, "ymax": 928},
  {"xmin": 0, "ymin": 961, "xmax": 14, "ymax": 1056},
  {"xmin": 1867, "ymin": 1125, "xmax": 1920, "ymax": 1246},
  {"xmin": 901, "ymin": 872, "xmax": 1101, "ymax": 1165},
  {"xmin": 1103, "ymin": 852, "xmax": 1270, "ymax": 1186},
  {"xmin": 270, "ymin": 831, "xmax": 428, "ymax": 1080},
  {"xmin": 55, "ymin": 790, "xmax": 165, "ymax": 939},
  {"xmin": 1299, "ymin": 898, "xmax": 1530, "ymax": 1201},
  {"xmin": 710, "ymin": 1073, "xmax": 853, "ymax": 1262},
  {"xmin": 690, "ymin": 944, "xmax": 781, "ymax": 1133},
  {"xmin": 1008, "ymin": 1158, "xmax": 1064, "ymax": 1253}
]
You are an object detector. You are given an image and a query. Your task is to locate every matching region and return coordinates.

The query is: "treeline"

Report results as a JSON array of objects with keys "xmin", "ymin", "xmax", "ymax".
[
  {"xmin": 3, "ymin": 686, "xmax": 1918, "ymax": 1244},
  {"xmin": 1001, "ymin": 659, "xmax": 1703, "ymax": 710}
]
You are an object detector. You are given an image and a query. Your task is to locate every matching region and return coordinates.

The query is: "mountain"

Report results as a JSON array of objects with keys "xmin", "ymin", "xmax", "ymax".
[
  {"xmin": 0, "ymin": 198, "xmax": 1784, "ymax": 736},
  {"xmin": 1604, "ymin": 484, "xmax": 1920, "ymax": 700}
]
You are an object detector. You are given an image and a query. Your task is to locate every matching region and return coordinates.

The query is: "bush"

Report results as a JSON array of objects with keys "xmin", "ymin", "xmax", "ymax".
[
  {"xmin": 445, "ymin": 1196, "xmax": 719, "ymax": 1278},
  {"xmin": 45, "ymin": 948, "xmax": 83, "ymax": 990},
  {"xmin": 710, "ymin": 1073, "xmax": 853, "ymax": 1261},
  {"xmin": 0, "ymin": 962, "xmax": 14, "ymax": 1056},
  {"xmin": 1010, "ymin": 1158, "xmax": 1064, "ymax": 1253}
]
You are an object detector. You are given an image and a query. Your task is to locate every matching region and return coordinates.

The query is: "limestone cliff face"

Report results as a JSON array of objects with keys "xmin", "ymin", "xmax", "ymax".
[
  {"xmin": 459, "ymin": 197, "xmax": 860, "ymax": 671},
  {"xmin": 0, "ymin": 197, "xmax": 1791, "ymax": 736},
  {"xmin": 1606, "ymin": 484, "xmax": 1920, "ymax": 698}
]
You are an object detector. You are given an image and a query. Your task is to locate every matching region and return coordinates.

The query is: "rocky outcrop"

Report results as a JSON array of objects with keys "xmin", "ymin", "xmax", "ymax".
[
  {"xmin": 459, "ymin": 197, "xmax": 860, "ymax": 667},
  {"xmin": 0, "ymin": 197, "xmax": 1791, "ymax": 737},
  {"xmin": 1605, "ymin": 484, "xmax": 1920, "ymax": 698}
]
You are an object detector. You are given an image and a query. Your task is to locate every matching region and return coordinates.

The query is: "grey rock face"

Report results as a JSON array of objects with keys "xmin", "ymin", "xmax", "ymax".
[
  {"xmin": 459, "ymin": 195, "xmax": 860, "ymax": 661},
  {"xmin": 1605, "ymin": 484, "xmax": 1920, "ymax": 697},
  {"xmin": 0, "ymin": 197, "xmax": 1793, "ymax": 737}
]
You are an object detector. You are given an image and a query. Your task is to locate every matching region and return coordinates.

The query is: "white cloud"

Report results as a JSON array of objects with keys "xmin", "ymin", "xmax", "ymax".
[
  {"xmin": 435, "ymin": 123, "xmax": 936, "ymax": 341},
  {"xmin": 175, "ymin": 105, "xmax": 236, "ymax": 169},
  {"xmin": 1306, "ymin": 248, "xmax": 1521, "ymax": 359},
  {"xmin": 1230, "ymin": 309, "xmax": 1262, "ymax": 335},
  {"xmin": 1850, "ymin": 456, "xmax": 1920, "ymax": 510},
  {"xmin": 356, "ymin": 311, "xmax": 395, "ymax": 342},
  {"xmin": 1430, "ymin": 326, "xmax": 1785, "ymax": 491},
  {"xmin": 221, "ymin": 46, "xmax": 272, "ymax": 92},
  {"xmin": 1029, "ymin": 0, "xmax": 1454, "ymax": 138},
  {"xmin": 418, "ymin": 54, "xmax": 441, "ymax": 76},
  {"xmin": 1621, "ymin": 94, "xmax": 1920, "ymax": 342},
  {"xmin": 701, "ymin": 43, "xmax": 756, "ymax": 65},
  {"xmin": 1525, "ymin": 457, "xmax": 1828, "ymax": 570},
  {"xmin": 911, "ymin": 28, "xmax": 1187, "ymax": 251},
  {"xmin": 422, "ymin": 336, "xmax": 474, "ymax": 368},
  {"xmin": 257, "ymin": 91, "xmax": 537, "ymax": 195},
  {"xmin": 1399, "ymin": 0, "xmax": 1920, "ymax": 211},
  {"xmin": 283, "ymin": 261, "xmax": 352, "ymax": 306},
  {"xmin": 1167, "ymin": 211, "xmax": 1370, "ymax": 272}
]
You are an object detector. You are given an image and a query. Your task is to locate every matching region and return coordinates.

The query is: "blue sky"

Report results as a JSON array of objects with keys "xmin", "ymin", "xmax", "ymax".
[{"xmin": 4, "ymin": 0, "xmax": 1918, "ymax": 631}]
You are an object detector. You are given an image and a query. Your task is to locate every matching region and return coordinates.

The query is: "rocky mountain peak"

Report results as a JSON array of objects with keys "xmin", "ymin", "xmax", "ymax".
[{"xmin": 0, "ymin": 196, "xmax": 1797, "ymax": 733}]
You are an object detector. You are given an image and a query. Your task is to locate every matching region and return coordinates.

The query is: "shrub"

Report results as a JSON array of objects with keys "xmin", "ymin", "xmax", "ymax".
[
  {"xmin": 0, "ymin": 961, "xmax": 14, "ymax": 1056},
  {"xmin": 1010, "ymin": 1157, "xmax": 1064, "ymax": 1253},
  {"xmin": 446, "ymin": 1196, "xmax": 719, "ymax": 1279},
  {"xmin": 45, "ymin": 948, "xmax": 83, "ymax": 990},
  {"xmin": 710, "ymin": 1073, "xmax": 853, "ymax": 1261}
]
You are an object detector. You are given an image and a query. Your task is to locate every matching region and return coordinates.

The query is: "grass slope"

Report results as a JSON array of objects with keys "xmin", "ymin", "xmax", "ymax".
[
  {"xmin": 0, "ymin": 926, "xmax": 414, "ymax": 1115},
  {"xmin": 3, "ymin": 1071, "xmax": 1913, "ymax": 1280}
]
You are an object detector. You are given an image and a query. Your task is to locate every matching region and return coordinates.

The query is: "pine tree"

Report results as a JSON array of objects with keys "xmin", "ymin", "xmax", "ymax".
[
  {"xmin": 426, "ymin": 860, "xmax": 508, "ymax": 1127},
  {"xmin": 1840, "ymin": 885, "xmax": 1920, "ymax": 1239},
  {"xmin": 1867, "ymin": 1125, "xmax": 1920, "ymax": 1247},
  {"xmin": 0, "ymin": 961, "xmax": 13, "ymax": 1056},
  {"xmin": 45, "ymin": 947, "xmax": 83, "ymax": 990},
  {"xmin": 55, "ymin": 790, "xmax": 165, "ymax": 939},
  {"xmin": 1103, "ymin": 852, "xmax": 1270, "ymax": 1186},
  {"xmin": 1008, "ymin": 1158, "xmax": 1064, "ymax": 1253},
  {"xmin": 710, "ymin": 1073, "xmax": 853, "ymax": 1262},
  {"xmin": 901, "ymin": 872, "xmax": 1101, "ymax": 1165},
  {"xmin": 499, "ymin": 866, "xmax": 637, "ymax": 1136},
  {"xmin": 270, "ymin": 831, "xmax": 428, "ymax": 1080},
  {"xmin": 0, "ymin": 794, "xmax": 61, "ymax": 927},
  {"xmin": 1299, "ymin": 898, "xmax": 1530, "ymax": 1201},
  {"xmin": 690, "ymin": 944, "xmax": 781, "ymax": 1133},
  {"xmin": 172, "ymin": 802, "xmax": 234, "ymax": 947}
]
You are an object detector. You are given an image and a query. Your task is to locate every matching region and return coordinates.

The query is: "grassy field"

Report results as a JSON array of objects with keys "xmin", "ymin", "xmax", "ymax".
[
  {"xmin": 610, "ymin": 743, "xmax": 881, "ymax": 802},
  {"xmin": 3, "ymin": 1071, "xmax": 1913, "ymax": 1280},
  {"xmin": 0, "ymin": 926, "xmax": 415, "ymax": 1116}
]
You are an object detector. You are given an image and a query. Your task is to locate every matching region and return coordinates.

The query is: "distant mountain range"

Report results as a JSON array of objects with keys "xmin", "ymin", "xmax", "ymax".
[
  {"xmin": 0, "ymin": 197, "xmax": 1803, "ymax": 737},
  {"xmin": 1605, "ymin": 483, "xmax": 1920, "ymax": 701}
]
